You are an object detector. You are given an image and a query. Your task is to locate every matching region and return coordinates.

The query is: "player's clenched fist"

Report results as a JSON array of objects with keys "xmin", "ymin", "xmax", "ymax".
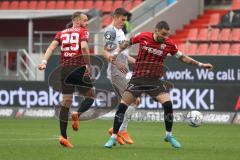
[
  {"xmin": 38, "ymin": 60, "xmax": 47, "ymax": 70},
  {"xmin": 202, "ymin": 63, "xmax": 213, "ymax": 70}
]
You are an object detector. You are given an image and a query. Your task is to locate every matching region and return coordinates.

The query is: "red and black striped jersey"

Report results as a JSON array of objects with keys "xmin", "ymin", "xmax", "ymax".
[
  {"xmin": 55, "ymin": 27, "xmax": 89, "ymax": 67},
  {"xmin": 130, "ymin": 32, "xmax": 178, "ymax": 78}
]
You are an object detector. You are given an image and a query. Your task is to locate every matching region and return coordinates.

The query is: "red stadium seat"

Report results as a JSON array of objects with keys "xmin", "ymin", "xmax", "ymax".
[
  {"xmin": 9, "ymin": 0, "xmax": 19, "ymax": 9},
  {"xmin": 37, "ymin": 0, "xmax": 47, "ymax": 10},
  {"xmin": 198, "ymin": 44, "xmax": 208, "ymax": 55},
  {"xmin": 113, "ymin": 0, "xmax": 123, "ymax": 11},
  {"xmin": 133, "ymin": 0, "xmax": 142, "ymax": 8},
  {"xmin": 231, "ymin": 29, "xmax": 240, "ymax": 42},
  {"xmin": 232, "ymin": 1, "xmax": 240, "ymax": 10},
  {"xmin": 209, "ymin": 13, "xmax": 220, "ymax": 26},
  {"xmin": 124, "ymin": 1, "xmax": 133, "ymax": 11},
  {"xmin": 65, "ymin": 0, "xmax": 75, "ymax": 9},
  {"xmin": 19, "ymin": 0, "xmax": 28, "ymax": 9},
  {"xmin": 46, "ymin": 0, "xmax": 56, "ymax": 9},
  {"xmin": 219, "ymin": 28, "xmax": 230, "ymax": 41},
  {"xmin": 186, "ymin": 43, "xmax": 198, "ymax": 55},
  {"xmin": 28, "ymin": 1, "xmax": 37, "ymax": 9},
  {"xmin": 208, "ymin": 43, "xmax": 219, "ymax": 55},
  {"xmin": 102, "ymin": 15, "xmax": 112, "ymax": 27},
  {"xmin": 55, "ymin": 0, "xmax": 65, "ymax": 9},
  {"xmin": 233, "ymin": 0, "xmax": 240, "ymax": 3},
  {"xmin": 0, "ymin": 1, "xmax": 10, "ymax": 9},
  {"xmin": 198, "ymin": 28, "xmax": 208, "ymax": 41},
  {"xmin": 84, "ymin": 0, "xmax": 94, "ymax": 9},
  {"xmin": 209, "ymin": 28, "xmax": 220, "ymax": 41},
  {"xmin": 219, "ymin": 44, "xmax": 230, "ymax": 55},
  {"xmin": 102, "ymin": 0, "xmax": 113, "ymax": 12},
  {"xmin": 187, "ymin": 28, "xmax": 198, "ymax": 41},
  {"xmin": 75, "ymin": 0, "xmax": 84, "ymax": 9},
  {"xmin": 229, "ymin": 44, "xmax": 240, "ymax": 55},
  {"xmin": 95, "ymin": 0, "xmax": 103, "ymax": 11},
  {"xmin": 177, "ymin": 43, "xmax": 186, "ymax": 53}
]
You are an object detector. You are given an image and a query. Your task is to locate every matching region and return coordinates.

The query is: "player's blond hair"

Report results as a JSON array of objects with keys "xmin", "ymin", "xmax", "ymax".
[{"xmin": 72, "ymin": 11, "xmax": 84, "ymax": 20}]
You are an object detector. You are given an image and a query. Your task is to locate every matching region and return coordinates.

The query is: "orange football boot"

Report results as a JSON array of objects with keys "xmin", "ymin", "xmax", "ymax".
[
  {"xmin": 118, "ymin": 131, "xmax": 134, "ymax": 144},
  {"xmin": 108, "ymin": 128, "xmax": 125, "ymax": 145},
  {"xmin": 72, "ymin": 112, "xmax": 79, "ymax": 131},
  {"xmin": 59, "ymin": 136, "xmax": 73, "ymax": 148}
]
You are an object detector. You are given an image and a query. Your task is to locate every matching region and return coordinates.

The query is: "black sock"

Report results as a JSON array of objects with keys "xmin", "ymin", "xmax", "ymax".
[
  {"xmin": 59, "ymin": 105, "xmax": 69, "ymax": 139},
  {"xmin": 77, "ymin": 98, "xmax": 94, "ymax": 116},
  {"xmin": 162, "ymin": 101, "xmax": 173, "ymax": 132},
  {"xmin": 113, "ymin": 103, "xmax": 128, "ymax": 134}
]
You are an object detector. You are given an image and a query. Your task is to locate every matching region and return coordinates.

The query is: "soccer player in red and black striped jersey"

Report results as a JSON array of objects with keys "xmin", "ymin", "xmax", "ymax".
[
  {"xmin": 105, "ymin": 21, "xmax": 213, "ymax": 148},
  {"xmin": 38, "ymin": 12, "xmax": 95, "ymax": 148}
]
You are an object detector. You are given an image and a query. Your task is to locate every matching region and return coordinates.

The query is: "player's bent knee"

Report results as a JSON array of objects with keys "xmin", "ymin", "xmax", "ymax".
[
  {"xmin": 120, "ymin": 100, "xmax": 128, "ymax": 105},
  {"xmin": 61, "ymin": 100, "xmax": 72, "ymax": 108},
  {"xmin": 155, "ymin": 93, "xmax": 171, "ymax": 104},
  {"xmin": 134, "ymin": 98, "xmax": 141, "ymax": 106},
  {"xmin": 61, "ymin": 96, "xmax": 73, "ymax": 108},
  {"xmin": 86, "ymin": 89, "xmax": 95, "ymax": 98}
]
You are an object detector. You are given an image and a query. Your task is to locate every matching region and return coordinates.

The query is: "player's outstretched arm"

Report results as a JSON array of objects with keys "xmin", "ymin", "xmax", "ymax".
[
  {"xmin": 103, "ymin": 46, "xmax": 128, "ymax": 74},
  {"xmin": 38, "ymin": 40, "xmax": 59, "ymax": 70},
  {"xmin": 177, "ymin": 51, "xmax": 213, "ymax": 70},
  {"xmin": 127, "ymin": 55, "xmax": 136, "ymax": 64}
]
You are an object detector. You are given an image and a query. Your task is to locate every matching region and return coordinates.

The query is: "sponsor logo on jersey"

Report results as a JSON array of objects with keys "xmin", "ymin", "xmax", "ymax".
[
  {"xmin": 64, "ymin": 52, "xmax": 77, "ymax": 57},
  {"xmin": 142, "ymin": 46, "xmax": 163, "ymax": 56}
]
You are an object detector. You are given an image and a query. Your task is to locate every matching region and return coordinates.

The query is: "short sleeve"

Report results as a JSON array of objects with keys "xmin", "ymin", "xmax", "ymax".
[
  {"xmin": 80, "ymin": 29, "xmax": 89, "ymax": 42},
  {"xmin": 169, "ymin": 44, "xmax": 178, "ymax": 56},
  {"xmin": 130, "ymin": 32, "xmax": 142, "ymax": 44},
  {"xmin": 103, "ymin": 27, "xmax": 117, "ymax": 51},
  {"xmin": 54, "ymin": 32, "xmax": 61, "ymax": 43}
]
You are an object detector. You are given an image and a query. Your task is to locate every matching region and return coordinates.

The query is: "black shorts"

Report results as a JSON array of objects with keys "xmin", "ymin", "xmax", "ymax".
[
  {"xmin": 61, "ymin": 66, "xmax": 93, "ymax": 94},
  {"xmin": 126, "ymin": 77, "xmax": 173, "ymax": 98}
]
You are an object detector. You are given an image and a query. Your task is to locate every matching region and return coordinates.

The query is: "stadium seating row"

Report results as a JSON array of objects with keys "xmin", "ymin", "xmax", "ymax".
[
  {"xmin": 0, "ymin": 0, "xmax": 142, "ymax": 12},
  {"xmin": 187, "ymin": 28, "xmax": 240, "ymax": 42},
  {"xmin": 171, "ymin": 8, "xmax": 240, "ymax": 55},
  {"xmin": 183, "ymin": 10, "xmax": 228, "ymax": 29},
  {"xmin": 177, "ymin": 43, "xmax": 240, "ymax": 55}
]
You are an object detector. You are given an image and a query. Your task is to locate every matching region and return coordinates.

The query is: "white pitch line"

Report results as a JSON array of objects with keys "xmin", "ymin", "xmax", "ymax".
[
  {"xmin": 0, "ymin": 132, "xmax": 51, "ymax": 136},
  {"xmin": 0, "ymin": 137, "xmax": 59, "ymax": 141}
]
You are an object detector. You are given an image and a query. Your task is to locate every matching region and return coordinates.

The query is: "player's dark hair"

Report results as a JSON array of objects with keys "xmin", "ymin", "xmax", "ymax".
[
  {"xmin": 113, "ymin": 8, "xmax": 128, "ymax": 16},
  {"xmin": 72, "ymin": 11, "xmax": 83, "ymax": 20},
  {"xmin": 155, "ymin": 21, "xmax": 170, "ymax": 30},
  {"xmin": 126, "ymin": 12, "xmax": 132, "ymax": 21}
]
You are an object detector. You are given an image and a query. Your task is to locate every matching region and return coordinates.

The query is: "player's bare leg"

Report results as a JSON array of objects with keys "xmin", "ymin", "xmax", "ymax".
[
  {"xmin": 72, "ymin": 88, "xmax": 95, "ymax": 131},
  {"xmin": 155, "ymin": 93, "xmax": 181, "ymax": 148},
  {"xmin": 105, "ymin": 91, "xmax": 136, "ymax": 148},
  {"xmin": 59, "ymin": 94, "xmax": 73, "ymax": 148}
]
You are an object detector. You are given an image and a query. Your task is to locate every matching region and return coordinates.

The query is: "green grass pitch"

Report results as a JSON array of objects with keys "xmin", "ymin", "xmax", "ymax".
[{"xmin": 0, "ymin": 118, "xmax": 239, "ymax": 160}]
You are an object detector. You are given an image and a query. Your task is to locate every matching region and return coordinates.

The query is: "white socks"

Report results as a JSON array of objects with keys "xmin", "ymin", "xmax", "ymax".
[
  {"xmin": 111, "ymin": 134, "xmax": 117, "ymax": 139},
  {"xmin": 165, "ymin": 131, "xmax": 172, "ymax": 137},
  {"xmin": 119, "ymin": 105, "xmax": 136, "ymax": 132}
]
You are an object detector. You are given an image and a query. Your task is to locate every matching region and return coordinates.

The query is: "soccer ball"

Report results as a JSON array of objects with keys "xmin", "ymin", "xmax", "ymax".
[{"xmin": 186, "ymin": 110, "xmax": 203, "ymax": 127}]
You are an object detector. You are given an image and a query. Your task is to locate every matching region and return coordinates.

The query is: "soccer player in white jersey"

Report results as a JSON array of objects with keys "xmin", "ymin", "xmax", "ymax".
[{"xmin": 103, "ymin": 8, "xmax": 139, "ymax": 145}]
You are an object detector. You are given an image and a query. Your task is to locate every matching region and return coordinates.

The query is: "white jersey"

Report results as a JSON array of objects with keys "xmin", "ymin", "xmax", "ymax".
[{"xmin": 104, "ymin": 25, "xmax": 129, "ymax": 79}]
